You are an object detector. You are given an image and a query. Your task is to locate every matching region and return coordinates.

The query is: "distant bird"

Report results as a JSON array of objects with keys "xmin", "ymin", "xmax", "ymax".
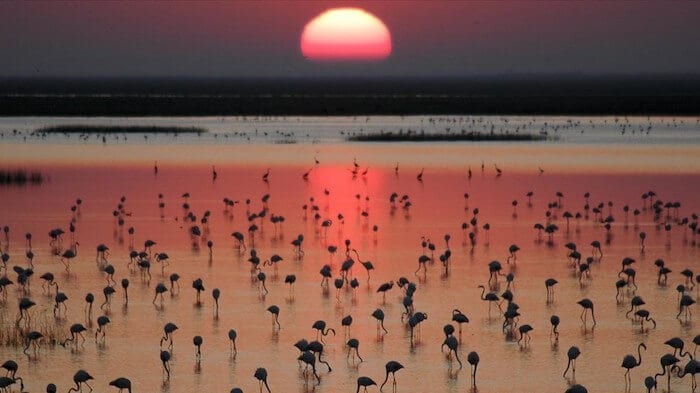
[
  {"xmin": 267, "ymin": 305, "xmax": 281, "ymax": 329},
  {"xmin": 380, "ymin": 361, "xmax": 404, "ymax": 391},
  {"xmin": 68, "ymin": 370, "xmax": 93, "ymax": 393},
  {"xmin": 312, "ymin": 320, "xmax": 335, "ymax": 343},
  {"xmin": 109, "ymin": 377, "xmax": 132, "ymax": 392},
  {"xmin": 228, "ymin": 329, "xmax": 238, "ymax": 355},
  {"xmin": 372, "ymin": 308, "xmax": 388, "ymax": 335},
  {"xmin": 518, "ymin": 324, "xmax": 533, "ymax": 346},
  {"xmin": 160, "ymin": 322, "xmax": 178, "ymax": 348},
  {"xmin": 565, "ymin": 385, "xmax": 588, "ymax": 393},
  {"xmin": 621, "ymin": 343, "xmax": 646, "ymax": 386},
  {"xmin": 357, "ymin": 376, "xmax": 376, "ymax": 393},
  {"xmin": 341, "ymin": 315, "xmax": 353, "ymax": 337},
  {"xmin": 563, "ymin": 346, "xmax": 581, "ymax": 378},
  {"xmin": 451, "ymin": 309, "xmax": 469, "ymax": 341},
  {"xmin": 550, "ymin": 315, "xmax": 560, "ymax": 340},
  {"xmin": 254, "ymin": 367, "xmax": 271, "ymax": 393},
  {"xmin": 442, "ymin": 335, "xmax": 462, "ymax": 368},
  {"xmin": 346, "ymin": 338, "xmax": 363, "ymax": 363},
  {"xmin": 577, "ymin": 298, "xmax": 596, "ymax": 326},
  {"xmin": 466, "ymin": 351, "xmax": 480, "ymax": 388},
  {"xmin": 160, "ymin": 350, "xmax": 171, "ymax": 379}
]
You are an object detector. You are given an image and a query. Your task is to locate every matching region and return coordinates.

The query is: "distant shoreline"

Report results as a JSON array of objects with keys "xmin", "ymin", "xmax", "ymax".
[
  {"xmin": 2, "ymin": 76, "xmax": 700, "ymax": 116},
  {"xmin": 2, "ymin": 95, "xmax": 699, "ymax": 116}
]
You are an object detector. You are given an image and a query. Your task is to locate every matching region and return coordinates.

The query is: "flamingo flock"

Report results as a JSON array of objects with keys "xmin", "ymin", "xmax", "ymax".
[{"xmin": 0, "ymin": 156, "xmax": 697, "ymax": 393}]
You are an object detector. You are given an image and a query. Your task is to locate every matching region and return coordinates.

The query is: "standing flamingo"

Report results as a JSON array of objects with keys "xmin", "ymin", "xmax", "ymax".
[
  {"xmin": 467, "ymin": 351, "xmax": 479, "ymax": 388},
  {"xmin": 357, "ymin": 376, "xmax": 376, "ymax": 393},
  {"xmin": 563, "ymin": 346, "xmax": 581, "ymax": 378},
  {"xmin": 254, "ymin": 367, "xmax": 271, "ymax": 393},
  {"xmin": 380, "ymin": 361, "xmax": 404, "ymax": 391},
  {"xmin": 109, "ymin": 377, "xmax": 132, "ymax": 392},
  {"xmin": 68, "ymin": 370, "xmax": 93, "ymax": 393},
  {"xmin": 621, "ymin": 343, "xmax": 646, "ymax": 387},
  {"xmin": 577, "ymin": 298, "xmax": 596, "ymax": 326}
]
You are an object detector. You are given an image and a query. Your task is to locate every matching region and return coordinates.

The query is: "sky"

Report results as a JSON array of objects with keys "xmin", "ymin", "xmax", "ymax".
[{"xmin": 1, "ymin": 1, "xmax": 699, "ymax": 78}]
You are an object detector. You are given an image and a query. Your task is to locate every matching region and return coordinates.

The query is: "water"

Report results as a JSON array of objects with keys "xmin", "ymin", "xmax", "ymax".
[{"xmin": 0, "ymin": 116, "xmax": 698, "ymax": 393}]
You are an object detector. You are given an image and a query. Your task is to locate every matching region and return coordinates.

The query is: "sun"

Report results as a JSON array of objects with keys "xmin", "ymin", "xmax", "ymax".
[{"xmin": 301, "ymin": 8, "xmax": 392, "ymax": 61}]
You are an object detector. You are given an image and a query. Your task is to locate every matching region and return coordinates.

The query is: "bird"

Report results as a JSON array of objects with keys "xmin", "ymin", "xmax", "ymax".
[
  {"xmin": 254, "ymin": 367, "xmax": 271, "ymax": 393},
  {"xmin": 160, "ymin": 350, "xmax": 171, "ymax": 379},
  {"xmin": 228, "ymin": 329, "xmax": 238, "ymax": 354},
  {"xmin": 577, "ymin": 298, "xmax": 596, "ymax": 326},
  {"xmin": 478, "ymin": 285, "xmax": 502, "ymax": 315},
  {"xmin": 95, "ymin": 315, "xmax": 110, "ymax": 342},
  {"xmin": 376, "ymin": 281, "xmax": 394, "ymax": 302},
  {"xmin": 518, "ymin": 324, "xmax": 533, "ymax": 346},
  {"xmin": 160, "ymin": 322, "xmax": 178, "ymax": 348},
  {"xmin": 297, "ymin": 351, "xmax": 321, "ymax": 384},
  {"xmin": 312, "ymin": 320, "xmax": 336, "ymax": 343},
  {"xmin": 346, "ymin": 338, "xmax": 363, "ymax": 363},
  {"xmin": 371, "ymin": 308, "xmax": 388, "ymax": 335},
  {"xmin": 267, "ymin": 305, "xmax": 281, "ymax": 329},
  {"xmin": 341, "ymin": 315, "xmax": 353, "ymax": 337},
  {"xmin": 545, "ymin": 278, "xmax": 558, "ymax": 301},
  {"xmin": 565, "ymin": 385, "xmax": 588, "ymax": 393},
  {"xmin": 451, "ymin": 309, "xmax": 469, "ymax": 341},
  {"xmin": 677, "ymin": 359, "xmax": 700, "ymax": 392},
  {"xmin": 109, "ymin": 377, "xmax": 132, "ymax": 392},
  {"xmin": 563, "ymin": 346, "xmax": 581, "ymax": 378},
  {"xmin": 68, "ymin": 370, "xmax": 93, "ymax": 393},
  {"xmin": 357, "ymin": 376, "xmax": 376, "ymax": 393},
  {"xmin": 654, "ymin": 353, "xmax": 680, "ymax": 392},
  {"xmin": 193, "ymin": 335, "xmax": 203, "ymax": 359},
  {"xmin": 380, "ymin": 361, "xmax": 404, "ymax": 391},
  {"xmin": 467, "ymin": 351, "xmax": 479, "ymax": 389},
  {"xmin": 621, "ymin": 343, "xmax": 646, "ymax": 386},
  {"xmin": 441, "ymin": 335, "xmax": 462, "ymax": 368}
]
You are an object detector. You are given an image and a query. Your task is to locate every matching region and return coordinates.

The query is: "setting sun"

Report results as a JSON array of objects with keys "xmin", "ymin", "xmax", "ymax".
[{"xmin": 301, "ymin": 8, "xmax": 392, "ymax": 61}]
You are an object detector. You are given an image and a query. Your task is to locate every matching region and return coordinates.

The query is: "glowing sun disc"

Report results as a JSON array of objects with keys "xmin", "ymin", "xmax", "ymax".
[{"xmin": 301, "ymin": 8, "xmax": 392, "ymax": 61}]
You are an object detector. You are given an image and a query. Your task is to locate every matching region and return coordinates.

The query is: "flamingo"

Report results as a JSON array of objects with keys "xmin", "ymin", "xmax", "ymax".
[
  {"xmin": 346, "ymin": 338, "xmax": 363, "ymax": 363},
  {"xmin": 255, "ymin": 367, "xmax": 271, "ymax": 393},
  {"xmin": 577, "ymin": 298, "xmax": 596, "ymax": 326},
  {"xmin": 677, "ymin": 359, "xmax": 700, "ymax": 392},
  {"xmin": 228, "ymin": 329, "xmax": 238, "ymax": 355},
  {"xmin": 95, "ymin": 315, "xmax": 110, "ymax": 342},
  {"xmin": 342, "ymin": 315, "xmax": 353, "ymax": 338},
  {"xmin": 160, "ymin": 350, "xmax": 171, "ymax": 379},
  {"xmin": 357, "ymin": 376, "xmax": 376, "ymax": 393},
  {"xmin": 550, "ymin": 315, "xmax": 560, "ymax": 340},
  {"xmin": 312, "ymin": 320, "xmax": 336, "ymax": 343},
  {"xmin": 518, "ymin": 324, "xmax": 533, "ymax": 347},
  {"xmin": 442, "ymin": 335, "xmax": 462, "ymax": 368},
  {"xmin": 380, "ymin": 361, "xmax": 403, "ymax": 391},
  {"xmin": 621, "ymin": 343, "xmax": 646, "ymax": 386},
  {"xmin": 160, "ymin": 322, "xmax": 178, "ymax": 348},
  {"xmin": 467, "ymin": 351, "xmax": 479, "ymax": 388},
  {"xmin": 654, "ymin": 353, "xmax": 680, "ymax": 392},
  {"xmin": 298, "ymin": 351, "xmax": 321, "ymax": 384},
  {"xmin": 451, "ymin": 309, "xmax": 469, "ymax": 341},
  {"xmin": 109, "ymin": 377, "xmax": 132, "ymax": 392},
  {"xmin": 376, "ymin": 281, "xmax": 394, "ymax": 302},
  {"xmin": 372, "ymin": 309, "xmax": 388, "ymax": 335},
  {"xmin": 67, "ymin": 370, "xmax": 93, "ymax": 393},
  {"xmin": 60, "ymin": 242, "xmax": 79, "ymax": 272},
  {"xmin": 23, "ymin": 331, "xmax": 42, "ymax": 355},
  {"xmin": 478, "ymin": 285, "xmax": 502, "ymax": 315},
  {"xmin": 563, "ymin": 346, "xmax": 581, "ymax": 378},
  {"xmin": 193, "ymin": 335, "xmax": 203, "ymax": 360},
  {"xmin": 267, "ymin": 305, "xmax": 281, "ymax": 329}
]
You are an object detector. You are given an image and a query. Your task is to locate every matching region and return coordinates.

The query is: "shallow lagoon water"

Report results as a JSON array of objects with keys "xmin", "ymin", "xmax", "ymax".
[{"xmin": 0, "ymin": 116, "xmax": 699, "ymax": 393}]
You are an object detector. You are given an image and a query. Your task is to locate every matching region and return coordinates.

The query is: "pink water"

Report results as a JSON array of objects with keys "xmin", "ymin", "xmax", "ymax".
[{"xmin": 0, "ymin": 143, "xmax": 698, "ymax": 393}]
